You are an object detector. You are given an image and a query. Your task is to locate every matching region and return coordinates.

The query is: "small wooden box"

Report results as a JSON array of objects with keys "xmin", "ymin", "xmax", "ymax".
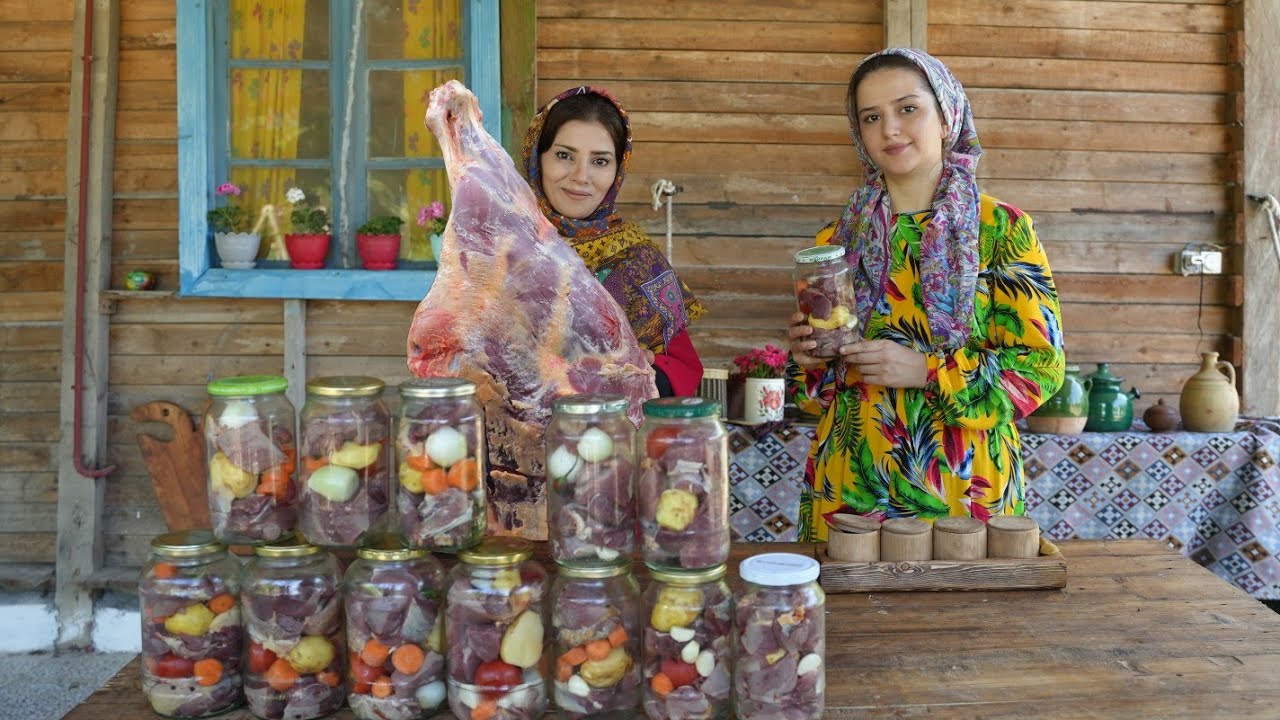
[{"xmin": 819, "ymin": 537, "xmax": 1066, "ymax": 593}]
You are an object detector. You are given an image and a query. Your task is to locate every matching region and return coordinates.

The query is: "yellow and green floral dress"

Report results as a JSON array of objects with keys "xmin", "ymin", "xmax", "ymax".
[{"xmin": 791, "ymin": 194, "xmax": 1065, "ymax": 541}]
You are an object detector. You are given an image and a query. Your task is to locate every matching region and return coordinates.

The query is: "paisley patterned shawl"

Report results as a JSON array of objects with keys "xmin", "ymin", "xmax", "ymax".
[
  {"xmin": 831, "ymin": 48, "xmax": 982, "ymax": 351},
  {"xmin": 522, "ymin": 86, "xmax": 704, "ymax": 352}
]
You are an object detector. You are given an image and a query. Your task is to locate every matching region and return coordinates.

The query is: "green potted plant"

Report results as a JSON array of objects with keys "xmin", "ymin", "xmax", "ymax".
[
  {"xmin": 355, "ymin": 214, "xmax": 404, "ymax": 270},
  {"xmin": 207, "ymin": 182, "xmax": 259, "ymax": 269},
  {"xmin": 284, "ymin": 187, "xmax": 330, "ymax": 269}
]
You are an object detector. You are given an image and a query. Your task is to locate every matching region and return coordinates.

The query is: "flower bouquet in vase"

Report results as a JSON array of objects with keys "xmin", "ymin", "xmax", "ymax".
[
  {"xmin": 732, "ymin": 344, "xmax": 789, "ymax": 424},
  {"xmin": 284, "ymin": 187, "xmax": 330, "ymax": 269},
  {"xmin": 207, "ymin": 182, "xmax": 259, "ymax": 269},
  {"xmin": 356, "ymin": 214, "xmax": 404, "ymax": 270}
]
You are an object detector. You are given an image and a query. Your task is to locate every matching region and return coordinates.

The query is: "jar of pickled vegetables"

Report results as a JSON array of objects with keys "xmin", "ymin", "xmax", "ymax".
[
  {"xmin": 794, "ymin": 245, "xmax": 859, "ymax": 359},
  {"xmin": 298, "ymin": 375, "xmax": 393, "ymax": 548},
  {"xmin": 139, "ymin": 530, "xmax": 244, "ymax": 718},
  {"xmin": 396, "ymin": 377, "xmax": 486, "ymax": 552},
  {"xmin": 344, "ymin": 539, "xmax": 449, "ymax": 719},
  {"xmin": 547, "ymin": 394, "xmax": 636, "ymax": 566},
  {"xmin": 637, "ymin": 398, "xmax": 729, "ymax": 570},
  {"xmin": 733, "ymin": 553, "xmax": 825, "ymax": 720},
  {"xmin": 551, "ymin": 560, "xmax": 642, "ymax": 719},
  {"xmin": 446, "ymin": 538, "xmax": 549, "ymax": 720},
  {"xmin": 641, "ymin": 564, "xmax": 733, "ymax": 720},
  {"xmin": 204, "ymin": 374, "xmax": 297, "ymax": 545},
  {"xmin": 242, "ymin": 537, "xmax": 345, "ymax": 720}
]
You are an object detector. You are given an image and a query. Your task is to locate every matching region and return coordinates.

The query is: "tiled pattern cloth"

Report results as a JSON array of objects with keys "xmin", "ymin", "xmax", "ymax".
[{"xmin": 726, "ymin": 420, "xmax": 1280, "ymax": 600}]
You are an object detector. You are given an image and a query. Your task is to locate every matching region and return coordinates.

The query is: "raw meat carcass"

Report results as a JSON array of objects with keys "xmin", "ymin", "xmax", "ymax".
[{"xmin": 406, "ymin": 80, "xmax": 657, "ymax": 539}]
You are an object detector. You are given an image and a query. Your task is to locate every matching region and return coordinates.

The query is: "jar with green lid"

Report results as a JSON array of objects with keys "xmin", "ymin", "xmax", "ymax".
[
  {"xmin": 139, "ymin": 530, "xmax": 244, "ymax": 718},
  {"xmin": 204, "ymin": 374, "xmax": 297, "ymax": 545},
  {"xmin": 241, "ymin": 537, "xmax": 345, "ymax": 720},
  {"xmin": 344, "ymin": 538, "xmax": 449, "ymax": 719},
  {"xmin": 551, "ymin": 559, "xmax": 642, "ymax": 719},
  {"xmin": 638, "ymin": 398, "xmax": 729, "ymax": 570},
  {"xmin": 299, "ymin": 375, "xmax": 392, "ymax": 548},
  {"xmin": 547, "ymin": 394, "xmax": 636, "ymax": 566},
  {"xmin": 446, "ymin": 538, "xmax": 549, "ymax": 720},
  {"xmin": 733, "ymin": 553, "xmax": 825, "ymax": 720},
  {"xmin": 794, "ymin": 245, "xmax": 858, "ymax": 358},
  {"xmin": 396, "ymin": 377, "xmax": 486, "ymax": 552},
  {"xmin": 641, "ymin": 564, "xmax": 733, "ymax": 720}
]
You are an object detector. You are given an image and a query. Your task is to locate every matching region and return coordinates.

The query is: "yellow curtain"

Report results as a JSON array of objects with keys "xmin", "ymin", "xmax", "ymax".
[{"xmin": 229, "ymin": 0, "xmax": 306, "ymax": 260}]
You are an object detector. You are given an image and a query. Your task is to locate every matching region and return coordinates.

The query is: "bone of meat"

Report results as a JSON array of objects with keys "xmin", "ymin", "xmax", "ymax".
[{"xmin": 406, "ymin": 80, "xmax": 658, "ymax": 539}]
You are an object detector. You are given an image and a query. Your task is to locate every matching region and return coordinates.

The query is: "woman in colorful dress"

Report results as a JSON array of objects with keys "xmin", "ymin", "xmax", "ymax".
[
  {"xmin": 523, "ymin": 86, "xmax": 706, "ymax": 396},
  {"xmin": 787, "ymin": 48, "xmax": 1066, "ymax": 540}
]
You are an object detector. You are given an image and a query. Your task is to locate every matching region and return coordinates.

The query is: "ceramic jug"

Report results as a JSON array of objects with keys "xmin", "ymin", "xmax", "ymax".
[
  {"xmin": 1027, "ymin": 365, "xmax": 1091, "ymax": 434},
  {"xmin": 1084, "ymin": 363, "xmax": 1140, "ymax": 432},
  {"xmin": 1179, "ymin": 352, "xmax": 1239, "ymax": 432}
]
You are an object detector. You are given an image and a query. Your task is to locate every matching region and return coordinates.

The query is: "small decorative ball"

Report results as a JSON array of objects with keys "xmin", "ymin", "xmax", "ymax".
[{"xmin": 124, "ymin": 270, "xmax": 157, "ymax": 291}]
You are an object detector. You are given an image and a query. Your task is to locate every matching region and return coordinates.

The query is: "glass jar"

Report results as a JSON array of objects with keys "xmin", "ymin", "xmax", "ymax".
[
  {"xmin": 139, "ymin": 531, "xmax": 244, "ymax": 718},
  {"xmin": 298, "ymin": 375, "xmax": 393, "ymax": 548},
  {"xmin": 641, "ymin": 564, "xmax": 733, "ymax": 720},
  {"xmin": 204, "ymin": 374, "xmax": 297, "ymax": 545},
  {"xmin": 547, "ymin": 394, "xmax": 636, "ymax": 566},
  {"xmin": 396, "ymin": 377, "xmax": 487, "ymax": 552},
  {"xmin": 446, "ymin": 538, "xmax": 549, "ymax": 720},
  {"xmin": 794, "ymin": 245, "xmax": 858, "ymax": 359},
  {"xmin": 241, "ymin": 538, "xmax": 346, "ymax": 720},
  {"xmin": 551, "ymin": 560, "xmax": 642, "ymax": 719},
  {"xmin": 733, "ymin": 553, "xmax": 825, "ymax": 720},
  {"xmin": 344, "ymin": 539, "xmax": 449, "ymax": 719},
  {"xmin": 638, "ymin": 398, "xmax": 729, "ymax": 570}
]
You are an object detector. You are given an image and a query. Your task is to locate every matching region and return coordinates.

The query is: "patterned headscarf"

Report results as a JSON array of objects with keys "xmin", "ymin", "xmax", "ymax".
[{"xmin": 832, "ymin": 48, "xmax": 982, "ymax": 350}]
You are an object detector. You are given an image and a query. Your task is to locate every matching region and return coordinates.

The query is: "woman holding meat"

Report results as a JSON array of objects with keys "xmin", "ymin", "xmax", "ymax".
[
  {"xmin": 787, "ymin": 48, "xmax": 1066, "ymax": 540},
  {"xmin": 523, "ymin": 87, "xmax": 705, "ymax": 397}
]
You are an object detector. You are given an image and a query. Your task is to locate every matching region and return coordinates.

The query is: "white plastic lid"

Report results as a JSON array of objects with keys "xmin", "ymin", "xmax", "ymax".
[{"xmin": 738, "ymin": 552, "xmax": 820, "ymax": 586}]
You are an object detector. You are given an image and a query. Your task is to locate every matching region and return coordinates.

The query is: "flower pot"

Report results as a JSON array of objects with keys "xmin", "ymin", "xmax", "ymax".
[
  {"xmin": 430, "ymin": 233, "xmax": 444, "ymax": 264},
  {"xmin": 743, "ymin": 377, "xmax": 786, "ymax": 424},
  {"xmin": 284, "ymin": 233, "xmax": 330, "ymax": 269},
  {"xmin": 214, "ymin": 231, "xmax": 261, "ymax": 269},
  {"xmin": 356, "ymin": 233, "xmax": 400, "ymax": 270}
]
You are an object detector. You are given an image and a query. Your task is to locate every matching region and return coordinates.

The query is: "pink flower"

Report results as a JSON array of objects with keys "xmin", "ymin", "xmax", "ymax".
[
  {"xmin": 428, "ymin": 200, "xmax": 445, "ymax": 219},
  {"xmin": 216, "ymin": 183, "xmax": 242, "ymax": 197},
  {"xmin": 416, "ymin": 206, "xmax": 431, "ymax": 227}
]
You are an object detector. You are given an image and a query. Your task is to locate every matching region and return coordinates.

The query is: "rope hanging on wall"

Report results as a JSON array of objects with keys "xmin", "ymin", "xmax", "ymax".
[
  {"xmin": 1252, "ymin": 194, "xmax": 1280, "ymax": 268},
  {"xmin": 649, "ymin": 178, "xmax": 681, "ymax": 263}
]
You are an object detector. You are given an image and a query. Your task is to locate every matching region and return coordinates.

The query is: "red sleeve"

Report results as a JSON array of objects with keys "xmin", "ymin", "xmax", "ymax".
[{"xmin": 651, "ymin": 329, "xmax": 704, "ymax": 397}]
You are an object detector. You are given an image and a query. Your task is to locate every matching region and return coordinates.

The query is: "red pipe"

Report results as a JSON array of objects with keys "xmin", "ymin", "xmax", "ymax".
[{"xmin": 73, "ymin": 0, "xmax": 115, "ymax": 479}]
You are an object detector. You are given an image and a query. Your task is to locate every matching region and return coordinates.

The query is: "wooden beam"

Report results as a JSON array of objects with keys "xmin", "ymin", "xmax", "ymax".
[
  {"xmin": 1241, "ymin": 0, "xmax": 1280, "ymax": 415},
  {"xmin": 284, "ymin": 300, "xmax": 306, "ymax": 411},
  {"xmin": 884, "ymin": 0, "xmax": 911, "ymax": 48},
  {"xmin": 911, "ymin": 0, "xmax": 928, "ymax": 51},
  {"xmin": 500, "ymin": 0, "xmax": 536, "ymax": 160},
  {"xmin": 55, "ymin": 0, "xmax": 118, "ymax": 650}
]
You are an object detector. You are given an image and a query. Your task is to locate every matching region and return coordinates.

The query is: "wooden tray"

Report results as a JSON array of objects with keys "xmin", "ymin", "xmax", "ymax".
[{"xmin": 819, "ymin": 538, "xmax": 1066, "ymax": 593}]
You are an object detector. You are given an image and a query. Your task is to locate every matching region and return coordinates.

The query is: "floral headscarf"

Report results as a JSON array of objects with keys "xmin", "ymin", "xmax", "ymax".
[{"xmin": 831, "ymin": 48, "xmax": 982, "ymax": 350}]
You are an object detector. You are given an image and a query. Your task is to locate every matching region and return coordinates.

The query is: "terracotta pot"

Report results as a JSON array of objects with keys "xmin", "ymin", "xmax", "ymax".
[
  {"xmin": 1143, "ymin": 398, "xmax": 1181, "ymax": 432},
  {"xmin": 356, "ymin": 233, "xmax": 400, "ymax": 270},
  {"xmin": 1179, "ymin": 352, "xmax": 1239, "ymax": 432},
  {"xmin": 284, "ymin": 233, "xmax": 330, "ymax": 269}
]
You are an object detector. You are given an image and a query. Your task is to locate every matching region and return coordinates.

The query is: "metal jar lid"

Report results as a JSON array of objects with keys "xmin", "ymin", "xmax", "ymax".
[
  {"xmin": 306, "ymin": 376, "xmax": 385, "ymax": 398},
  {"xmin": 553, "ymin": 394, "xmax": 629, "ymax": 416},
  {"xmin": 647, "ymin": 563, "xmax": 727, "ymax": 585},
  {"xmin": 254, "ymin": 535, "xmax": 320, "ymax": 558},
  {"xmin": 356, "ymin": 533, "xmax": 428, "ymax": 562},
  {"xmin": 207, "ymin": 374, "xmax": 288, "ymax": 397},
  {"xmin": 794, "ymin": 245, "xmax": 847, "ymax": 264},
  {"xmin": 458, "ymin": 538, "xmax": 533, "ymax": 566},
  {"xmin": 150, "ymin": 530, "xmax": 225, "ymax": 558},
  {"xmin": 556, "ymin": 558, "xmax": 631, "ymax": 579},
  {"xmin": 400, "ymin": 377, "xmax": 477, "ymax": 398},
  {"xmin": 642, "ymin": 397, "xmax": 721, "ymax": 419}
]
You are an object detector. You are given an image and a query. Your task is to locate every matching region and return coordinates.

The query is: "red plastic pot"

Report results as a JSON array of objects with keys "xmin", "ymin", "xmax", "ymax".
[
  {"xmin": 356, "ymin": 233, "xmax": 401, "ymax": 270},
  {"xmin": 284, "ymin": 233, "xmax": 330, "ymax": 269}
]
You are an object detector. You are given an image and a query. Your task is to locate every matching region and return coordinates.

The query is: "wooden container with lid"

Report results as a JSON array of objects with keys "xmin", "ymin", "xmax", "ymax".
[
  {"xmin": 933, "ymin": 517, "xmax": 987, "ymax": 560},
  {"xmin": 826, "ymin": 513, "xmax": 881, "ymax": 561},
  {"xmin": 880, "ymin": 518, "xmax": 932, "ymax": 561},
  {"xmin": 987, "ymin": 515, "xmax": 1040, "ymax": 558}
]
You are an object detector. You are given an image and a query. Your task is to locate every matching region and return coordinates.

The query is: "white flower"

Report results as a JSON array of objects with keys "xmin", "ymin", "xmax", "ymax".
[{"xmin": 286, "ymin": 187, "xmax": 305, "ymax": 204}]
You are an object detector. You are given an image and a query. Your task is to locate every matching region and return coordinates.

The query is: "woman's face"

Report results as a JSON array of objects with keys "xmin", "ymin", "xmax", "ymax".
[
  {"xmin": 539, "ymin": 119, "xmax": 618, "ymax": 219},
  {"xmin": 854, "ymin": 67, "xmax": 948, "ymax": 183}
]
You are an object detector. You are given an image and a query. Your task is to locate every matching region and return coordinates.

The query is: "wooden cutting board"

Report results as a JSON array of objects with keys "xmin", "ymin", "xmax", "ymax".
[{"xmin": 130, "ymin": 401, "xmax": 210, "ymax": 531}]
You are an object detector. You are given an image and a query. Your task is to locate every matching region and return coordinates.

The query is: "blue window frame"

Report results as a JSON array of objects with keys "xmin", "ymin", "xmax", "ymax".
[{"xmin": 177, "ymin": 0, "xmax": 500, "ymax": 300}]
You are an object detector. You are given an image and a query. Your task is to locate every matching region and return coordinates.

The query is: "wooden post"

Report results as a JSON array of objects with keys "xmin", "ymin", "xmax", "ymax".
[
  {"xmin": 55, "ymin": 0, "xmax": 118, "ymax": 649},
  {"xmin": 911, "ymin": 0, "xmax": 928, "ymax": 51},
  {"xmin": 1241, "ymin": 0, "xmax": 1280, "ymax": 416},
  {"xmin": 884, "ymin": 0, "xmax": 927, "ymax": 50},
  {"xmin": 284, "ymin": 300, "xmax": 307, "ymax": 411},
  {"xmin": 500, "ymin": 0, "xmax": 536, "ymax": 160}
]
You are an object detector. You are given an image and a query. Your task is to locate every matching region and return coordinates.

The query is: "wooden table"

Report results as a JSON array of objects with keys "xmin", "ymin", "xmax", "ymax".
[{"xmin": 63, "ymin": 540, "xmax": 1280, "ymax": 719}]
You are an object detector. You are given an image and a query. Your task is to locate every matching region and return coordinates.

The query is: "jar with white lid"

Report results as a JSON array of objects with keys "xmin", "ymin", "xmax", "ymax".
[{"xmin": 794, "ymin": 244, "xmax": 859, "ymax": 358}]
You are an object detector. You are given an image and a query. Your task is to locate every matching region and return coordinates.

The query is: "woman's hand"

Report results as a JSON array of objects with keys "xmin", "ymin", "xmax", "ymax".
[
  {"xmin": 841, "ymin": 339, "xmax": 927, "ymax": 388},
  {"xmin": 643, "ymin": 348, "xmax": 655, "ymax": 364},
  {"xmin": 788, "ymin": 312, "xmax": 826, "ymax": 371}
]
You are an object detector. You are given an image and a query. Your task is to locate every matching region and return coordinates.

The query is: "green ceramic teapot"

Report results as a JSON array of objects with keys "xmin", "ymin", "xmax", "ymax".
[{"xmin": 1084, "ymin": 363, "xmax": 1141, "ymax": 432}]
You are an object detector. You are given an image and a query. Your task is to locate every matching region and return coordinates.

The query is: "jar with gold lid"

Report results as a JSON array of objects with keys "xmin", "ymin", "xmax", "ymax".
[
  {"xmin": 641, "ymin": 564, "xmax": 733, "ymax": 720},
  {"xmin": 551, "ymin": 559, "xmax": 642, "ymax": 718}
]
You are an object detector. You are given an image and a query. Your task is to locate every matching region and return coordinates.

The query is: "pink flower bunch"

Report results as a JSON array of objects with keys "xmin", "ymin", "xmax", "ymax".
[
  {"xmin": 416, "ymin": 201, "xmax": 447, "ymax": 235},
  {"xmin": 216, "ymin": 182, "xmax": 242, "ymax": 197},
  {"xmin": 733, "ymin": 343, "xmax": 789, "ymax": 379}
]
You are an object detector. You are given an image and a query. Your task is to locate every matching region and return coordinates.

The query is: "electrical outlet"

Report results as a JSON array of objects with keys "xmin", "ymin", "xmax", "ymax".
[{"xmin": 1177, "ymin": 250, "xmax": 1223, "ymax": 275}]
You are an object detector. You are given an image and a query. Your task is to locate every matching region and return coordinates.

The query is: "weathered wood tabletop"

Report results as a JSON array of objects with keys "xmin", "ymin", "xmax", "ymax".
[{"xmin": 63, "ymin": 540, "xmax": 1280, "ymax": 719}]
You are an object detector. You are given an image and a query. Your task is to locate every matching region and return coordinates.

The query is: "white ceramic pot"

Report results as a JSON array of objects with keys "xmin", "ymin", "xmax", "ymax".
[
  {"xmin": 215, "ymin": 231, "xmax": 261, "ymax": 269},
  {"xmin": 430, "ymin": 233, "xmax": 444, "ymax": 263},
  {"xmin": 743, "ymin": 377, "xmax": 786, "ymax": 424}
]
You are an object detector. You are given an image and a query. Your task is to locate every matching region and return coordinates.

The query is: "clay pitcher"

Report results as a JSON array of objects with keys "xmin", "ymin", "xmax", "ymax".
[{"xmin": 1180, "ymin": 352, "xmax": 1239, "ymax": 432}]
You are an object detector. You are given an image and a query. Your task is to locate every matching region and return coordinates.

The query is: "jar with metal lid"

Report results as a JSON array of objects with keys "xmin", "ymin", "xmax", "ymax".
[
  {"xmin": 446, "ymin": 538, "xmax": 549, "ymax": 720},
  {"xmin": 794, "ymin": 245, "xmax": 858, "ymax": 359},
  {"xmin": 344, "ymin": 538, "xmax": 449, "ymax": 719},
  {"xmin": 204, "ymin": 374, "xmax": 297, "ymax": 545},
  {"xmin": 551, "ymin": 560, "xmax": 642, "ymax": 718},
  {"xmin": 298, "ymin": 375, "xmax": 393, "ymax": 548},
  {"xmin": 396, "ymin": 377, "xmax": 487, "ymax": 552},
  {"xmin": 547, "ymin": 394, "xmax": 636, "ymax": 566},
  {"xmin": 241, "ymin": 537, "xmax": 345, "ymax": 720},
  {"xmin": 641, "ymin": 564, "xmax": 733, "ymax": 720},
  {"xmin": 139, "ymin": 530, "xmax": 244, "ymax": 718},
  {"xmin": 638, "ymin": 398, "xmax": 729, "ymax": 570},
  {"xmin": 733, "ymin": 553, "xmax": 825, "ymax": 720}
]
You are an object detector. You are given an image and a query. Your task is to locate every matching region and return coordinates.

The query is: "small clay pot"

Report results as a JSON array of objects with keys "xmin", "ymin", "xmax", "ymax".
[{"xmin": 1143, "ymin": 398, "xmax": 1181, "ymax": 433}]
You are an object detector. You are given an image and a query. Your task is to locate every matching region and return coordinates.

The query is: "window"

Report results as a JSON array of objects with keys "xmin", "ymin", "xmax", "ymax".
[{"xmin": 178, "ymin": 0, "xmax": 501, "ymax": 300}]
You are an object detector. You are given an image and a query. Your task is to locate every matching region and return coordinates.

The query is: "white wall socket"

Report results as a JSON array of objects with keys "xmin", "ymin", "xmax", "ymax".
[{"xmin": 1177, "ymin": 250, "xmax": 1223, "ymax": 275}]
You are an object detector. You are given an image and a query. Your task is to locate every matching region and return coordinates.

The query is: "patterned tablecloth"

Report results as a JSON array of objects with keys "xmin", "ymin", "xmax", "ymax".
[{"xmin": 725, "ymin": 419, "xmax": 1280, "ymax": 599}]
